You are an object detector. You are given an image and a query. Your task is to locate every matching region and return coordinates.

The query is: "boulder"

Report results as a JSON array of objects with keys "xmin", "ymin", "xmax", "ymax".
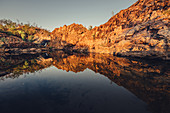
[
  {"xmin": 158, "ymin": 29, "xmax": 170, "ymax": 37},
  {"xmin": 126, "ymin": 29, "xmax": 136, "ymax": 36},
  {"xmin": 149, "ymin": 39, "xmax": 159, "ymax": 46}
]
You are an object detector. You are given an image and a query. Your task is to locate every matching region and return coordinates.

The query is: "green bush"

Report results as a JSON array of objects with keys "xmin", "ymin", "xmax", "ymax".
[
  {"xmin": 49, "ymin": 46, "xmax": 52, "ymax": 49},
  {"xmin": 12, "ymin": 30, "xmax": 18, "ymax": 35},
  {"xmin": 0, "ymin": 19, "xmax": 50, "ymax": 42},
  {"xmin": 21, "ymin": 33, "xmax": 26, "ymax": 40},
  {"xmin": 28, "ymin": 35, "xmax": 34, "ymax": 42},
  {"xmin": 17, "ymin": 30, "xmax": 22, "ymax": 35},
  {"xmin": 1, "ymin": 37, "xmax": 6, "ymax": 42}
]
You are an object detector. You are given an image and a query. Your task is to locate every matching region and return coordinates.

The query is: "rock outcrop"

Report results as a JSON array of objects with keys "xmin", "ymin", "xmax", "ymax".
[
  {"xmin": 33, "ymin": 29, "xmax": 51, "ymax": 45},
  {"xmin": 0, "ymin": 31, "xmax": 51, "ymax": 53},
  {"xmin": 51, "ymin": 23, "xmax": 89, "ymax": 52},
  {"xmin": 51, "ymin": 0, "xmax": 170, "ymax": 60}
]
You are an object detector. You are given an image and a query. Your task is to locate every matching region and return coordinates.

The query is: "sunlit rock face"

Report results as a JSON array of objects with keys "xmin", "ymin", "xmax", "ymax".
[
  {"xmin": 51, "ymin": 0, "xmax": 170, "ymax": 60},
  {"xmin": 33, "ymin": 29, "xmax": 51, "ymax": 45}
]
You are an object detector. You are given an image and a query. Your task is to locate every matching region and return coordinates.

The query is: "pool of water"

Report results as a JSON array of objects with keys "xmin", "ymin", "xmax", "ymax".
[{"xmin": 0, "ymin": 52, "xmax": 169, "ymax": 113}]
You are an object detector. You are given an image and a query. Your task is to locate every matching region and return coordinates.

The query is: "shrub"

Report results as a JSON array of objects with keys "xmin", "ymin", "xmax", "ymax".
[
  {"xmin": 28, "ymin": 35, "xmax": 34, "ymax": 42},
  {"xmin": 21, "ymin": 33, "xmax": 26, "ymax": 40},
  {"xmin": 12, "ymin": 30, "xmax": 18, "ymax": 35},
  {"xmin": 0, "ymin": 19, "xmax": 51, "ymax": 42},
  {"xmin": 0, "ymin": 24, "xmax": 4, "ymax": 30},
  {"xmin": 1, "ymin": 37, "xmax": 6, "ymax": 42},
  {"xmin": 49, "ymin": 46, "xmax": 53, "ymax": 49},
  {"xmin": 17, "ymin": 30, "xmax": 22, "ymax": 35},
  {"xmin": 92, "ymin": 34, "xmax": 95, "ymax": 40},
  {"xmin": 88, "ymin": 25, "xmax": 93, "ymax": 30}
]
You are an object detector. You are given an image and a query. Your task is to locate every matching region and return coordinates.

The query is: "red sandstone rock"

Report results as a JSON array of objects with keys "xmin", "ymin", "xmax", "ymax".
[{"xmin": 51, "ymin": 0, "xmax": 170, "ymax": 60}]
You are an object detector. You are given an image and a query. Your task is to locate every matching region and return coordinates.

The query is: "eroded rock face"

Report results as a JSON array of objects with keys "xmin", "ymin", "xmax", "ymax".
[
  {"xmin": 51, "ymin": 24, "xmax": 88, "ymax": 48},
  {"xmin": 0, "ymin": 32, "xmax": 24, "ymax": 46},
  {"xmin": 51, "ymin": 0, "xmax": 170, "ymax": 60},
  {"xmin": 0, "ymin": 30, "xmax": 51, "ymax": 52},
  {"xmin": 33, "ymin": 29, "xmax": 51, "ymax": 45}
]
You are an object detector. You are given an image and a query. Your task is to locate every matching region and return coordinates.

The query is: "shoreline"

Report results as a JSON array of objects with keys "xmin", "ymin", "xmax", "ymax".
[
  {"xmin": 0, "ymin": 47, "xmax": 50, "ymax": 53},
  {"xmin": 0, "ymin": 48, "xmax": 169, "ymax": 61}
]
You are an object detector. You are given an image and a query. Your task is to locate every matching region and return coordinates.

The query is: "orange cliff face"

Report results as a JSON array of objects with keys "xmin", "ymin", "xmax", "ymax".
[
  {"xmin": 50, "ymin": 0, "xmax": 170, "ymax": 60},
  {"xmin": 51, "ymin": 23, "xmax": 88, "ymax": 45}
]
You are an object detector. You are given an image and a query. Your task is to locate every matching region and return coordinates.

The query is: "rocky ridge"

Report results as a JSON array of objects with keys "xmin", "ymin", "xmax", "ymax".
[{"xmin": 51, "ymin": 0, "xmax": 170, "ymax": 60}]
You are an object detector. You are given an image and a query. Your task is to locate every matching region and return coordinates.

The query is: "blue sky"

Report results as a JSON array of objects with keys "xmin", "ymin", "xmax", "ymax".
[{"xmin": 0, "ymin": 0, "xmax": 137, "ymax": 31}]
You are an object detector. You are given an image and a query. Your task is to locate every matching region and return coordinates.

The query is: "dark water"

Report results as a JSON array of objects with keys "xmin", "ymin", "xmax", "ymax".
[{"xmin": 0, "ymin": 51, "xmax": 169, "ymax": 113}]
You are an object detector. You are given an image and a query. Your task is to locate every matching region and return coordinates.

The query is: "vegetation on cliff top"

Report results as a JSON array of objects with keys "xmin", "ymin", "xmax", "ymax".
[{"xmin": 0, "ymin": 19, "xmax": 50, "ymax": 41}]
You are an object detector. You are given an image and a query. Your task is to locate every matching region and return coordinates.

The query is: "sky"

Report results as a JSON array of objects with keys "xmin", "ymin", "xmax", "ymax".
[{"xmin": 0, "ymin": 0, "xmax": 137, "ymax": 31}]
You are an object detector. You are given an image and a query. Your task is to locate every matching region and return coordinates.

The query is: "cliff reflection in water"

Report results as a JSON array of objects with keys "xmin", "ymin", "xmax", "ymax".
[
  {"xmin": 0, "ymin": 51, "xmax": 169, "ymax": 113},
  {"xmin": 0, "ymin": 53, "xmax": 53, "ymax": 79}
]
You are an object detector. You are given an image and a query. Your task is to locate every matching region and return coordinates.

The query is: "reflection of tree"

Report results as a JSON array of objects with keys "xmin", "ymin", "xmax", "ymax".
[{"xmin": 0, "ymin": 54, "xmax": 53, "ymax": 79}]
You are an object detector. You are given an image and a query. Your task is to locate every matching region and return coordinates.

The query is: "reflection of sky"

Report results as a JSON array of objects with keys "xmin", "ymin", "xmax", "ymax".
[
  {"xmin": 0, "ymin": 66, "xmax": 150, "ymax": 113},
  {"xmin": 0, "ymin": 0, "xmax": 137, "ymax": 31}
]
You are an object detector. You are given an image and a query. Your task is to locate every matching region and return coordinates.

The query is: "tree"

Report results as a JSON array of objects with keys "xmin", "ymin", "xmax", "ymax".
[
  {"xmin": 112, "ymin": 11, "xmax": 114, "ymax": 16},
  {"xmin": 88, "ymin": 25, "xmax": 93, "ymax": 30},
  {"xmin": 1, "ymin": 37, "xmax": 6, "ymax": 44}
]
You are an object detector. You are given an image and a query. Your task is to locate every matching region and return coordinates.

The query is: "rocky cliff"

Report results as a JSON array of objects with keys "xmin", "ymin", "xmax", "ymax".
[{"xmin": 51, "ymin": 0, "xmax": 170, "ymax": 60}]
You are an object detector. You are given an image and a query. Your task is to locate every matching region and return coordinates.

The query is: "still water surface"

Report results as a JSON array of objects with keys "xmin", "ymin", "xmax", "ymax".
[{"xmin": 0, "ymin": 52, "xmax": 169, "ymax": 113}]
